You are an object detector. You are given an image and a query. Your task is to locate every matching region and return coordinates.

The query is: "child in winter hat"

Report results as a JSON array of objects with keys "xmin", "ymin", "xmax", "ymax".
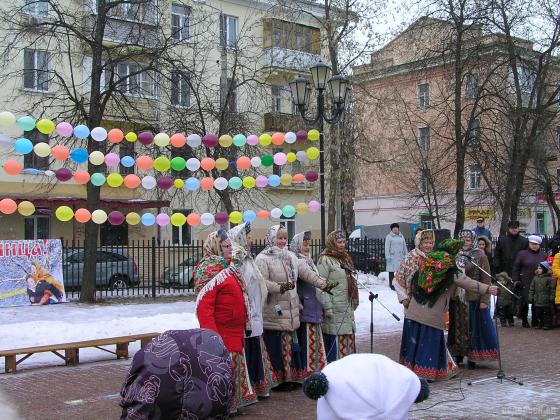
[{"xmin": 303, "ymin": 353, "xmax": 429, "ymax": 420}]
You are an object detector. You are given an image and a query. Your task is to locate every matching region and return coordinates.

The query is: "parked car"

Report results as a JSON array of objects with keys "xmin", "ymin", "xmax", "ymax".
[
  {"xmin": 63, "ymin": 248, "xmax": 140, "ymax": 290},
  {"xmin": 348, "ymin": 247, "xmax": 380, "ymax": 275},
  {"xmin": 161, "ymin": 256, "xmax": 199, "ymax": 288}
]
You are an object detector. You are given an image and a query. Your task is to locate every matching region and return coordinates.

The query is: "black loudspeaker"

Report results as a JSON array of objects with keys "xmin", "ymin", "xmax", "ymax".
[{"xmin": 434, "ymin": 229, "xmax": 451, "ymax": 244}]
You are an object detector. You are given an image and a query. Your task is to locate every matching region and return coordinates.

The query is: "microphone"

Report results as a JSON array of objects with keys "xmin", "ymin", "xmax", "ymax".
[{"xmin": 340, "ymin": 263, "xmax": 356, "ymax": 273}]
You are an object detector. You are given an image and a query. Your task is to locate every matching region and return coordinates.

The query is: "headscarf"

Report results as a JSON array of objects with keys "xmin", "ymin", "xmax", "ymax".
[
  {"xmin": 203, "ymin": 230, "xmax": 228, "ymax": 257},
  {"xmin": 194, "ymin": 230, "xmax": 229, "ymax": 294},
  {"xmin": 455, "ymin": 229, "xmax": 476, "ymax": 271},
  {"xmin": 120, "ymin": 329, "xmax": 233, "ymax": 419},
  {"xmin": 290, "ymin": 231, "xmax": 317, "ymax": 273},
  {"xmin": 319, "ymin": 230, "xmax": 358, "ymax": 302},
  {"xmin": 261, "ymin": 225, "xmax": 298, "ymax": 283}
]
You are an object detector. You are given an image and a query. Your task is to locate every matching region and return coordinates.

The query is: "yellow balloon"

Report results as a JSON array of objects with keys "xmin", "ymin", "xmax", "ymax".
[
  {"xmin": 36, "ymin": 119, "xmax": 55, "ymax": 134},
  {"xmin": 280, "ymin": 173, "xmax": 292, "ymax": 186},
  {"xmin": 229, "ymin": 211, "xmax": 243, "ymax": 224},
  {"xmin": 215, "ymin": 158, "xmax": 229, "ymax": 171},
  {"xmin": 173, "ymin": 178, "xmax": 184, "ymax": 189},
  {"xmin": 125, "ymin": 132, "xmax": 137, "ymax": 142},
  {"xmin": 258, "ymin": 133, "xmax": 272, "ymax": 146},
  {"xmin": 126, "ymin": 212, "xmax": 141, "ymax": 225},
  {"xmin": 153, "ymin": 156, "xmax": 171, "ymax": 172},
  {"xmin": 18, "ymin": 201, "xmax": 35, "ymax": 216},
  {"xmin": 154, "ymin": 133, "xmax": 170, "ymax": 147},
  {"xmin": 55, "ymin": 205, "xmax": 74, "ymax": 222},
  {"xmin": 33, "ymin": 142, "xmax": 51, "ymax": 157},
  {"xmin": 308, "ymin": 129, "xmax": 320, "ymax": 141},
  {"xmin": 306, "ymin": 147, "xmax": 320, "ymax": 160},
  {"xmin": 0, "ymin": 111, "xmax": 16, "ymax": 127},
  {"xmin": 242, "ymin": 176, "xmax": 256, "ymax": 188},
  {"xmin": 107, "ymin": 173, "xmax": 124, "ymax": 188},
  {"xmin": 171, "ymin": 212, "xmax": 187, "ymax": 227},
  {"xmin": 89, "ymin": 151, "xmax": 105, "ymax": 166},
  {"xmin": 91, "ymin": 209, "xmax": 107, "ymax": 224},
  {"xmin": 219, "ymin": 134, "xmax": 233, "ymax": 147},
  {"xmin": 296, "ymin": 202, "xmax": 308, "ymax": 215},
  {"xmin": 286, "ymin": 152, "xmax": 297, "ymax": 163}
]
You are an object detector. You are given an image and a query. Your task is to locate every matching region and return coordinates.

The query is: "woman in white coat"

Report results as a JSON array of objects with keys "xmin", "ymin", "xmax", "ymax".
[{"xmin": 385, "ymin": 223, "xmax": 408, "ymax": 290}]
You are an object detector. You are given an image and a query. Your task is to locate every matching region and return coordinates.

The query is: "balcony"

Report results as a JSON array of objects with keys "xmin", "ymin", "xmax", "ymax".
[
  {"xmin": 262, "ymin": 47, "xmax": 321, "ymax": 73},
  {"xmin": 85, "ymin": 16, "xmax": 158, "ymax": 48},
  {"xmin": 263, "ymin": 112, "xmax": 305, "ymax": 132}
]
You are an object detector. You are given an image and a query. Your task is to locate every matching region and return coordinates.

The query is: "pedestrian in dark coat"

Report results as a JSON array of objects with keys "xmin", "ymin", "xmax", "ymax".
[
  {"xmin": 473, "ymin": 217, "xmax": 492, "ymax": 241},
  {"xmin": 494, "ymin": 221, "xmax": 528, "ymax": 275},
  {"xmin": 512, "ymin": 235, "xmax": 546, "ymax": 327},
  {"xmin": 529, "ymin": 261, "xmax": 555, "ymax": 330},
  {"xmin": 547, "ymin": 229, "xmax": 560, "ymax": 256},
  {"xmin": 495, "ymin": 272, "xmax": 515, "ymax": 327}
]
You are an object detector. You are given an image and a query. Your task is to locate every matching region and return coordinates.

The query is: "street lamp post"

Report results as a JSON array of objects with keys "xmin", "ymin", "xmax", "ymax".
[{"xmin": 289, "ymin": 61, "xmax": 349, "ymax": 245}]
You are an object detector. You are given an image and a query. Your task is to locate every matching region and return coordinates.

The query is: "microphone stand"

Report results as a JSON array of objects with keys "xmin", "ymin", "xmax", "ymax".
[{"xmin": 460, "ymin": 254, "xmax": 523, "ymax": 387}]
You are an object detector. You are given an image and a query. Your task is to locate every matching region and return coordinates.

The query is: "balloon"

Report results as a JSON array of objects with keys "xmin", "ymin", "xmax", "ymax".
[
  {"xmin": 170, "ymin": 133, "xmax": 186, "ymax": 148},
  {"xmin": 306, "ymin": 170, "xmax": 319, "ymax": 182},
  {"xmin": 243, "ymin": 210, "xmax": 256, "ymax": 222},
  {"xmin": 296, "ymin": 130, "xmax": 307, "ymax": 141},
  {"xmin": 187, "ymin": 213, "xmax": 201, "ymax": 226},
  {"xmin": 280, "ymin": 173, "xmax": 292, "ymax": 186},
  {"xmin": 185, "ymin": 177, "xmax": 200, "ymax": 191},
  {"xmin": 268, "ymin": 174, "xmax": 280, "ymax": 187},
  {"xmin": 306, "ymin": 147, "xmax": 320, "ymax": 160},
  {"xmin": 242, "ymin": 176, "xmax": 255, "ymax": 188},
  {"xmin": 73, "ymin": 170, "xmax": 90, "ymax": 184},
  {"xmin": 18, "ymin": 201, "xmax": 35, "ymax": 216},
  {"xmin": 229, "ymin": 211, "xmax": 243, "ymax": 224},
  {"xmin": 247, "ymin": 134, "xmax": 259, "ymax": 146},
  {"xmin": 170, "ymin": 157, "xmax": 186, "ymax": 171},
  {"xmin": 3, "ymin": 159, "xmax": 23, "ymax": 175},
  {"xmin": 51, "ymin": 145, "xmax": 70, "ymax": 160},
  {"xmin": 153, "ymin": 156, "xmax": 171, "ymax": 172},
  {"xmin": 232, "ymin": 134, "xmax": 246, "ymax": 147},
  {"xmin": 55, "ymin": 168, "xmax": 73, "ymax": 182},
  {"xmin": 270, "ymin": 208, "xmax": 282, "ymax": 219},
  {"xmin": 296, "ymin": 150, "xmax": 308, "ymax": 162},
  {"xmin": 296, "ymin": 202, "xmax": 308, "ymax": 215},
  {"xmin": 186, "ymin": 158, "xmax": 200, "ymax": 172},
  {"xmin": 250, "ymin": 157, "xmax": 261, "ymax": 168},
  {"xmin": 121, "ymin": 155, "xmax": 135, "ymax": 167},
  {"xmin": 108, "ymin": 211, "xmax": 125, "ymax": 225},
  {"xmin": 202, "ymin": 134, "xmax": 218, "ymax": 148},
  {"xmin": 257, "ymin": 210, "xmax": 270, "ymax": 220},
  {"xmin": 201, "ymin": 212, "xmax": 215, "ymax": 226},
  {"xmin": 124, "ymin": 174, "xmax": 141, "ymax": 189},
  {"xmin": 91, "ymin": 209, "xmax": 108, "ymax": 224},
  {"xmin": 215, "ymin": 211, "xmax": 229, "ymax": 225},
  {"xmin": 157, "ymin": 176, "xmax": 173, "ymax": 190},
  {"xmin": 214, "ymin": 177, "xmax": 227, "ymax": 190},
  {"xmin": 0, "ymin": 198, "xmax": 17, "ymax": 214},
  {"xmin": 14, "ymin": 138, "xmax": 33, "ymax": 154},
  {"xmin": 75, "ymin": 208, "xmax": 92, "ymax": 223},
  {"xmin": 136, "ymin": 155, "xmax": 154, "ymax": 171},
  {"xmin": 285, "ymin": 131, "xmax": 297, "ymax": 144},
  {"xmin": 171, "ymin": 212, "xmax": 187, "ymax": 227},
  {"xmin": 154, "ymin": 132, "xmax": 170, "ymax": 147},
  {"xmin": 69, "ymin": 148, "xmax": 88, "ymax": 164},
  {"xmin": 258, "ymin": 133, "xmax": 272, "ymax": 146},
  {"xmin": 141, "ymin": 175, "xmax": 157, "ymax": 189},
  {"xmin": 17, "ymin": 116, "xmax": 36, "ymax": 131},
  {"xmin": 126, "ymin": 212, "xmax": 141, "ymax": 225},
  {"xmin": 90, "ymin": 173, "xmax": 106, "ymax": 186},
  {"xmin": 73, "ymin": 124, "xmax": 90, "ymax": 139},
  {"xmin": 271, "ymin": 132, "xmax": 284, "ymax": 145},
  {"xmin": 274, "ymin": 152, "xmax": 287, "ymax": 165},
  {"xmin": 33, "ymin": 142, "xmax": 51, "ymax": 157},
  {"xmin": 219, "ymin": 134, "xmax": 233, "ymax": 147},
  {"xmin": 0, "ymin": 111, "xmax": 16, "ymax": 127},
  {"xmin": 107, "ymin": 128, "xmax": 124, "ymax": 143},
  {"xmin": 286, "ymin": 152, "xmax": 297, "ymax": 163},
  {"xmin": 236, "ymin": 156, "xmax": 251, "ymax": 170},
  {"xmin": 308, "ymin": 129, "xmax": 320, "ymax": 141},
  {"xmin": 308, "ymin": 200, "xmax": 321, "ymax": 212},
  {"xmin": 36, "ymin": 118, "xmax": 55, "ymax": 134},
  {"xmin": 293, "ymin": 173, "xmax": 305, "ymax": 182},
  {"xmin": 125, "ymin": 132, "xmax": 137, "ymax": 142},
  {"xmin": 200, "ymin": 177, "xmax": 214, "ymax": 190},
  {"xmin": 141, "ymin": 213, "xmax": 156, "ymax": 226},
  {"xmin": 200, "ymin": 157, "xmax": 215, "ymax": 171},
  {"xmin": 91, "ymin": 126, "xmax": 108, "ymax": 142},
  {"xmin": 156, "ymin": 213, "xmax": 170, "ymax": 226},
  {"xmin": 215, "ymin": 158, "xmax": 229, "ymax": 171},
  {"xmin": 44, "ymin": 170, "xmax": 55, "ymax": 177},
  {"xmin": 282, "ymin": 205, "xmax": 296, "ymax": 218},
  {"xmin": 261, "ymin": 155, "xmax": 273, "ymax": 166},
  {"xmin": 56, "ymin": 122, "xmax": 73, "ymax": 137},
  {"xmin": 138, "ymin": 131, "xmax": 154, "ymax": 145},
  {"xmin": 255, "ymin": 175, "xmax": 268, "ymax": 188},
  {"xmin": 228, "ymin": 176, "xmax": 242, "ymax": 190},
  {"xmin": 173, "ymin": 178, "xmax": 184, "ymax": 189},
  {"xmin": 104, "ymin": 152, "xmax": 120, "ymax": 167},
  {"xmin": 107, "ymin": 173, "xmax": 124, "ymax": 187},
  {"xmin": 187, "ymin": 133, "xmax": 202, "ymax": 147}
]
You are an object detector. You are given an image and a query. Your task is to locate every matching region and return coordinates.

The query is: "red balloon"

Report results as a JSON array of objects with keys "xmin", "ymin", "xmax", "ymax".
[
  {"xmin": 3, "ymin": 160, "xmax": 23, "ymax": 175},
  {"xmin": 202, "ymin": 134, "xmax": 218, "ymax": 148},
  {"xmin": 0, "ymin": 198, "xmax": 18, "ymax": 214},
  {"xmin": 124, "ymin": 174, "xmax": 141, "ymax": 189},
  {"xmin": 73, "ymin": 170, "xmax": 90, "ymax": 185},
  {"xmin": 306, "ymin": 170, "xmax": 319, "ymax": 182}
]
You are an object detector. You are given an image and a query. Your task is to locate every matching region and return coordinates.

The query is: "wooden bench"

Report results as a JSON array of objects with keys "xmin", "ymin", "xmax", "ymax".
[{"xmin": 0, "ymin": 332, "xmax": 160, "ymax": 373}]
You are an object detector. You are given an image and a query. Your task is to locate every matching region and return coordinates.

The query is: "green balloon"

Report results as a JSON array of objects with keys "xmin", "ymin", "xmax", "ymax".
[
  {"xmin": 228, "ymin": 176, "xmax": 242, "ymax": 190},
  {"xmin": 17, "ymin": 116, "xmax": 36, "ymax": 132},
  {"xmin": 282, "ymin": 205, "xmax": 296, "ymax": 218},
  {"xmin": 261, "ymin": 154, "xmax": 273, "ymax": 167},
  {"xmin": 171, "ymin": 157, "xmax": 186, "ymax": 171}
]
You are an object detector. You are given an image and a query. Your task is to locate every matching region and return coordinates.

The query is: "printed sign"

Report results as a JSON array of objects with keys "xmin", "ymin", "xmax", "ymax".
[{"xmin": 465, "ymin": 208, "xmax": 496, "ymax": 221}]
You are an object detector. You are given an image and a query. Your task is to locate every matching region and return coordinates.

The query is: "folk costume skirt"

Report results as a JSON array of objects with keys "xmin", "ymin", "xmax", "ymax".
[
  {"xmin": 262, "ymin": 330, "xmax": 307, "ymax": 384},
  {"xmin": 296, "ymin": 322, "xmax": 327, "ymax": 374},
  {"xmin": 468, "ymin": 301, "xmax": 499, "ymax": 361},
  {"xmin": 244, "ymin": 335, "xmax": 277, "ymax": 396},
  {"xmin": 447, "ymin": 298, "xmax": 470, "ymax": 360},
  {"xmin": 322, "ymin": 332, "xmax": 356, "ymax": 364},
  {"xmin": 230, "ymin": 350, "xmax": 258, "ymax": 413}
]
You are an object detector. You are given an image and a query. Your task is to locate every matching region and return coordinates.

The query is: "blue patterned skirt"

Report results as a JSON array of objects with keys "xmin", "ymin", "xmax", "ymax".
[{"xmin": 468, "ymin": 301, "xmax": 499, "ymax": 361}]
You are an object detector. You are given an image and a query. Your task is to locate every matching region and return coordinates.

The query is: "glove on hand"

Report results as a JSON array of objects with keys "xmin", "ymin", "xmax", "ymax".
[{"xmin": 280, "ymin": 282, "xmax": 295, "ymax": 294}]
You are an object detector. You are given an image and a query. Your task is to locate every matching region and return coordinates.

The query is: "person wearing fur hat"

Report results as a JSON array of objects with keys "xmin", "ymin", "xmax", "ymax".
[
  {"xmin": 494, "ymin": 221, "xmax": 528, "ymax": 275},
  {"xmin": 385, "ymin": 223, "xmax": 408, "ymax": 290},
  {"xmin": 529, "ymin": 261, "xmax": 555, "ymax": 330},
  {"xmin": 495, "ymin": 272, "xmax": 515, "ymax": 327},
  {"xmin": 302, "ymin": 353, "xmax": 430, "ymax": 420}
]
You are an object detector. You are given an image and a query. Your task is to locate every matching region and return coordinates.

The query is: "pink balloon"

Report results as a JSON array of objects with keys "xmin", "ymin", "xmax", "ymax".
[
  {"xmin": 273, "ymin": 152, "xmax": 287, "ymax": 165},
  {"xmin": 156, "ymin": 213, "xmax": 170, "ymax": 226},
  {"xmin": 255, "ymin": 175, "xmax": 268, "ymax": 188},
  {"xmin": 157, "ymin": 176, "xmax": 173, "ymax": 190},
  {"xmin": 108, "ymin": 211, "xmax": 125, "ymax": 225},
  {"xmin": 306, "ymin": 170, "xmax": 319, "ymax": 182},
  {"xmin": 296, "ymin": 130, "xmax": 308, "ymax": 141},
  {"xmin": 104, "ymin": 152, "xmax": 120, "ymax": 167},
  {"xmin": 308, "ymin": 200, "xmax": 321, "ymax": 213},
  {"xmin": 55, "ymin": 168, "xmax": 73, "ymax": 182},
  {"xmin": 215, "ymin": 211, "xmax": 229, "ymax": 224},
  {"xmin": 56, "ymin": 122, "xmax": 74, "ymax": 137},
  {"xmin": 138, "ymin": 131, "xmax": 154, "ymax": 145},
  {"xmin": 202, "ymin": 134, "xmax": 218, "ymax": 148},
  {"xmin": 246, "ymin": 134, "xmax": 259, "ymax": 146}
]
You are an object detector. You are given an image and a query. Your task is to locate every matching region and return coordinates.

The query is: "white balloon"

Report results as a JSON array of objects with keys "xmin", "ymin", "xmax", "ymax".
[
  {"xmin": 214, "ymin": 177, "xmax": 228, "ymax": 191},
  {"xmin": 187, "ymin": 134, "xmax": 202, "ymax": 148},
  {"xmin": 141, "ymin": 175, "xmax": 157, "ymax": 190},
  {"xmin": 250, "ymin": 157, "xmax": 261, "ymax": 168},
  {"xmin": 89, "ymin": 150, "xmax": 105, "ymax": 165},
  {"xmin": 200, "ymin": 212, "xmax": 215, "ymax": 226},
  {"xmin": 186, "ymin": 157, "xmax": 201, "ymax": 171},
  {"xmin": 44, "ymin": 170, "xmax": 55, "ymax": 177},
  {"xmin": 296, "ymin": 150, "xmax": 308, "ymax": 163},
  {"xmin": 90, "ymin": 126, "xmax": 108, "ymax": 142},
  {"xmin": 270, "ymin": 208, "xmax": 282, "ymax": 218},
  {"xmin": 285, "ymin": 131, "xmax": 297, "ymax": 144},
  {"xmin": 154, "ymin": 132, "xmax": 170, "ymax": 147}
]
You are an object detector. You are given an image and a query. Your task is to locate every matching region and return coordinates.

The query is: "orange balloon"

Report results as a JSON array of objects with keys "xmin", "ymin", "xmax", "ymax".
[
  {"xmin": 136, "ymin": 155, "xmax": 153, "ymax": 171},
  {"xmin": 292, "ymin": 173, "xmax": 305, "ymax": 182},
  {"xmin": 107, "ymin": 128, "xmax": 124, "ymax": 143},
  {"xmin": 73, "ymin": 170, "xmax": 91, "ymax": 184},
  {"xmin": 3, "ymin": 160, "xmax": 23, "ymax": 175},
  {"xmin": 187, "ymin": 213, "xmax": 201, "ymax": 226},
  {"xmin": 236, "ymin": 156, "xmax": 251, "ymax": 170},
  {"xmin": 0, "ymin": 198, "xmax": 17, "ymax": 214},
  {"xmin": 74, "ymin": 208, "xmax": 91, "ymax": 223},
  {"xmin": 271, "ymin": 132, "xmax": 285, "ymax": 145},
  {"xmin": 170, "ymin": 133, "xmax": 186, "ymax": 148},
  {"xmin": 257, "ymin": 210, "xmax": 270, "ymax": 220},
  {"xmin": 200, "ymin": 177, "xmax": 214, "ymax": 190},
  {"xmin": 200, "ymin": 157, "xmax": 216, "ymax": 171},
  {"xmin": 124, "ymin": 174, "xmax": 141, "ymax": 189},
  {"xmin": 51, "ymin": 145, "xmax": 70, "ymax": 160}
]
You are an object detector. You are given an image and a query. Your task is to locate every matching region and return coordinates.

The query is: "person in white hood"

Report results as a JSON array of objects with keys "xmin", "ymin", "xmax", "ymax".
[{"xmin": 303, "ymin": 353, "xmax": 429, "ymax": 420}]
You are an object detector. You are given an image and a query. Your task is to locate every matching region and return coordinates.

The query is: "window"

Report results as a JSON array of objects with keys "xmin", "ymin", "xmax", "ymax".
[
  {"xmin": 468, "ymin": 118, "xmax": 481, "ymax": 145},
  {"xmin": 271, "ymin": 86, "xmax": 281, "ymax": 112},
  {"xmin": 295, "ymin": 31, "xmax": 303, "ymax": 50},
  {"xmin": 171, "ymin": 4, "xmax": 190, "ymax": 41},
  {"xmin": 418, "ymin": 83, "xmax": 429, "ymax": 108},
  {"xmin": 221, "ymin": 15, "xmax": 238, "ymax": 49},
  {"xmin": 465, "ymin": 73, "xmax": 479, "ymax": 99},
  {"xmin": 536, "ymin": 211, "xmax": 546, "ymax": 234},
  {"xmin": 280, "ymin": 217, "xmax": 295, "ymax": 240},
  {"xmin": 24, "ymin": 215, "xmax": 49, "ymax": 239},
  {"xmin": 23, "ymin": 130, "xmax": 49, "ymax": 170},
  {"xmin": 100, "ymin": 223, "xmax": 128, "ymax": 246},
  {"xmin": 418, "ymin": 127, "xmax": 430, "ymax": 152},
  {"xmin": 224, "ymin": 78, "xmax": 238, "ymax": 112},
  {"xmin": 172, "ymin": 210, "xmax": 192, "ymax": 244},
  {"xmin": 519, "ymin": 65, "xmax": 536, "ymax": 94},
  {"xmin": 171, "ymin": 71, "xmax": 190, "ymax": 107},
  {"xmin": 119, "ymin": 141, "xmax": 135, "ymax": 175},
  {"xmin": 273, "ymin": 21, "xmax": 283, "ymax": 47},
  {"xmin": 106, "ymin": 62, "xmax": 157, "ymax": 98},
  {"xmin": 106, "ymin": 0, "xmax": 156, "ymax": 23},
  {"xmin": 420, "ymin": 214, "xmax": 434, "ymax": 229},
  {"xmin": 24, "ymin": 49, "xmax": 50, "ymax": 92},
  {"xmin": 419, "ymin": 170, "xmax": 429, "ymax": 193},
  {"xmin": 24, "ymin": 0, "xmax": 48, "ymax": 16},
  {"xmin": 468, "ymin": 164, "xmax": 482, "ymax": 189}
]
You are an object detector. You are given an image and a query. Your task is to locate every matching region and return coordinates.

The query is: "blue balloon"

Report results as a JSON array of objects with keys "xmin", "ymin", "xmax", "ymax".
[
  {"xmin": 14, "ymin": 138, "xmax": 33, "ymax": 154},
  {"xmin": 73, "ymin": 124, "xmax": 90, "ymax": 139},
  {"xmin": 90, "ymin": 172, "xmax": 106, "ymax": 186},
  {"xmin": 70, "ymin": 147, "xmax": 88, "ymax": 163},
  {"xmin": 141, "ymin": 213, "xmax": 156, "ymax": 226},
  {"xmin": 268, "ymin": 174, "xmax": 281, "ymax": 187},
  {"xmin": 121, "ymin": 155, "xmax": 135, "ymax": 167},
  {"xmin": 185, "ymin": 177, "xmax": 200, "ymax": 191},
  {"xmin": 243, "ymin": 210, "xmax": 256, "ymax": 222}
]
